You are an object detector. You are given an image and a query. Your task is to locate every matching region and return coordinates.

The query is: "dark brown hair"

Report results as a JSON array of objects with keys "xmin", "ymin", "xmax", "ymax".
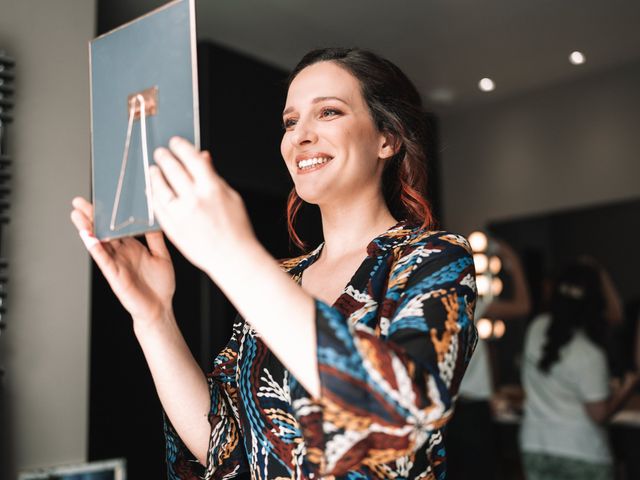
[
  {"xmin": 286, "ymin": 48, "xmax": 435, "ymax": 249},
  {"xmin": 538, "ymin": 262, "xmax": 606, "ymax": 373}
]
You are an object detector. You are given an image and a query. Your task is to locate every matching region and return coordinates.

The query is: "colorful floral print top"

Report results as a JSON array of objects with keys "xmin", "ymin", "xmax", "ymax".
[{"xmin": 164, "ymin": 221, "xmax": 478, "ymax": 480}]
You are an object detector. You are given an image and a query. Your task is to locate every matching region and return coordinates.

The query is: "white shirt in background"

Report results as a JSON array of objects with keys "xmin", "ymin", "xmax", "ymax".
[{"xmin": 520, "ymin": 313, "xmax": 612, "ymax": 464}]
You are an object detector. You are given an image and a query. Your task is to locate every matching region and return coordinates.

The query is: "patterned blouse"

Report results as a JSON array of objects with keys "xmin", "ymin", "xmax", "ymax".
[{"xmin": 164, "ymin": 221, "xmax": 478, "ymax": 480}]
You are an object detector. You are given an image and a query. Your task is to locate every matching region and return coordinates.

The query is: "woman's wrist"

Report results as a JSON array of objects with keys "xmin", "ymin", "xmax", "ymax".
[
  {"xmin": 132, "ymin": 307, "xmax": 177, "ymax": 338},
  {"xmin": 202, "ymin": 235, "xmax": 266, "ymax": 282}
]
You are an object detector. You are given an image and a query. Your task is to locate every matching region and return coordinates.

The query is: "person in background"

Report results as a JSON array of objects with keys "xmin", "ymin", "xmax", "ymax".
[{"xmin": 520, "ymin": 260, "xmax": 640, "ymax": 480}]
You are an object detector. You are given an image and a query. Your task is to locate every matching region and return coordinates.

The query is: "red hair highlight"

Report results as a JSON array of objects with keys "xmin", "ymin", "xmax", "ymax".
[{"xmin": 286, "ymin": 188, "xmax": 307, "ymax": 250}]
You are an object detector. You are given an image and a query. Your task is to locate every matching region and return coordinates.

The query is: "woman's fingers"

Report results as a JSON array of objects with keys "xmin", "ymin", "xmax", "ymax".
[
  {"xmin": 70, "ymin": 207, "xmax": 120, "ymax": 267},
  {"xmin": 70, "ymin": 207, "xmax": 92, "ymax": 231},
  {"xmin": 70, "ymin": 197, "xmax": 101, "ymax": 251},
  {"xmin": 200, "ymin": 150, "xmax": 216, "ymax": 173},
  {"xmin": 153, "ymin": 147, "xmax": 195, "ymax": 197},
  {"xmin": 149, "ymin": 165, "xmax": 177, "ymax": 207},
  {"xmin": 71, "ymin": 196, "xmax": 94, "ymax": 221},
  {"xmin": 145, "ymin": 231, "xmax": 171, "ymax": 261},
  {"xmin": 167, "ymin": 137, "xmax": 216, "ymax": 183}
]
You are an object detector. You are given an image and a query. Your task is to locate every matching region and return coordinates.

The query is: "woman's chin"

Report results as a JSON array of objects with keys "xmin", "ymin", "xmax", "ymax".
[
  {"xmin": 296, "ymin": 191, "xmax": 323, "ymax": 206},
  {"xmin": 293, "ymin": 183, "xmax": 328, "ymax": 205}
]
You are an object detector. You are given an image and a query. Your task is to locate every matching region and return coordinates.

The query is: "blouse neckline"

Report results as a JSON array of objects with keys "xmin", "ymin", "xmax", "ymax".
[{"xmin": 284, "ymin": 218, "xmax": 424, "ymax": 281}]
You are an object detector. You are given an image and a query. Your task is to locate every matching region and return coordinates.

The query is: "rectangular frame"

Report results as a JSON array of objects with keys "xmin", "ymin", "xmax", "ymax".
[{"xmin": 89, "ymin": 0, "xmax": 199, "ymax": 240}]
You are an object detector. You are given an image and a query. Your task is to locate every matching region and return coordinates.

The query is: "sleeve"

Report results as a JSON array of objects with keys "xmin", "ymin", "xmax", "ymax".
[
  {"xmin": 289, "ymin": 237, "xmax": 477, "ymax": 476},
  {"xmin": 571, "ymin": 340, "xmax": 611, "ymax": 403},
  {"xmin": 164, "ymin": 318, "xmax": 249, "ymax": 480}
]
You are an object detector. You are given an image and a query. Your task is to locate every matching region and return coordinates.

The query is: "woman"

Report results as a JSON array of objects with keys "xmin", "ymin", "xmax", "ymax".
[
  {"xmin": 520, "ymin": 261, "xmax": 640, "ymax": 480},
  {"xmin": 71, "ymin": 48, "xmax": 477, "ymax": 479}
]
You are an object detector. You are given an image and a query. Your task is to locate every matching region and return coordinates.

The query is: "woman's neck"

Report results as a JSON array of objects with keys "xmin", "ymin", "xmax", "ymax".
[{"xmin": 317, "ymin": 193, "xmax": 397, "ymax": 263}]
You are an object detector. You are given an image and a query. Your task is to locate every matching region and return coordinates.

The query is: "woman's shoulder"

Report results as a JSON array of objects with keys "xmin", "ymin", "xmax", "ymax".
[
  {"xmin": 389, "ymin": 227, "xmax": 474, "ymax": 264},
  {"xmin": 523, "ymin": 313, "xmax": 552, "ymax": 348},
  {"xmin": 383, "ymin": 227, "xmax": 476, "ymax": 298},
  {"xmin": 529, "ymin": 313, "xmax": 552, "ymax": 331},
  {"xmin": 571, "ymin": 329, "xmax": 607, "ymax": 360}
]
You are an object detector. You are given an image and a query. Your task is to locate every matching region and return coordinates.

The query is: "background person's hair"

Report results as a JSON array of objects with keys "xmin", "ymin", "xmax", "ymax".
[
  {"xmin": 285, "ymin": 47, "xmax": 435, "ymax": 249},
  {"xmin": 538, "ymin": 261, "xmax": 607, "ymax": 373}
]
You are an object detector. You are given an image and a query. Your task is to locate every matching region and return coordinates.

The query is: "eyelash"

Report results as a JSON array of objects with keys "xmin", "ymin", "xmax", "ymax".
[{"xmin": 282, "ymin": 107, "xmax": 342, "ymax": 130}]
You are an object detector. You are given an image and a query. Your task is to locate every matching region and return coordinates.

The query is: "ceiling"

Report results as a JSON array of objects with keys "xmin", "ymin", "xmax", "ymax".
[{"xmin": 103, "ymin": 0, "xmax": 640, "ymax": 113}]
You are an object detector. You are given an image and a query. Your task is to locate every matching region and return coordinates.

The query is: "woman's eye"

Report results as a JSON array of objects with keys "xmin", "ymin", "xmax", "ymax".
[
  {"xmin": 320, "ymin": 108, "xmax": 340, "ymax": 118},
  {"xmin": 282, "ymin": 118, "xmax": 297, "ymax": 129}
]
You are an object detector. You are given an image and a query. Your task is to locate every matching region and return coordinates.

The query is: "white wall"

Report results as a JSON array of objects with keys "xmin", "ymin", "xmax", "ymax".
[
  {"xmin": 0, "ymin": 0, "xmax": 96, "ymax": 477},
  {"xmin": 441, "ymin": 59, "xmax": 640, "ymax": 235}
]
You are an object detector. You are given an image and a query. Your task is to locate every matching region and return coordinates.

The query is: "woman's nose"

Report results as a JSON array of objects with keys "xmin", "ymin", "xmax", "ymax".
[{"xmin": 290, "ymin": 119, "xmax": 317, "ymax": 146}]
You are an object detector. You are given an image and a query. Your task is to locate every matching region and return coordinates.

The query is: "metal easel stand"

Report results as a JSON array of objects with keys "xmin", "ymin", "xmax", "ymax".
[{"xmin": 110, "ymin": 86, "xmax": 158, "ymax": 233}]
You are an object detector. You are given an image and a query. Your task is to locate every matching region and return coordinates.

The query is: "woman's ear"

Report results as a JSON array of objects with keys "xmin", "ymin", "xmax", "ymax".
[{"xmin": 378, "ymin": 132, "xmax": 400, "ymax": 160}]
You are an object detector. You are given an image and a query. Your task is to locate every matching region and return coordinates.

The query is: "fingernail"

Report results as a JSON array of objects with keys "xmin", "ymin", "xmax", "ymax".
[
  {"xmin": 169, "ymin": 136, "xmax": 183, "ymax": 147},
  {"xmin": 79, "ymin": 229, "xmax": 100, "ymax": 250}
]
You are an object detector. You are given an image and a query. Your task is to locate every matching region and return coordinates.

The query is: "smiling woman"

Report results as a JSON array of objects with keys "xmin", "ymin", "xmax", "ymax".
[{"xmin": 70, "ymin": 47, "xmax": 478, "ymax": 480}]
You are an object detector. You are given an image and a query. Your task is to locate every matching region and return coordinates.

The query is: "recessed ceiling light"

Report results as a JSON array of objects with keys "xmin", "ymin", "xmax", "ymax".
[
  {"xmin": 428, "ymin": 87, "xmax": 455, "ymax": 104},
  {"xmin": 569, "ymin": 51, "xmax": 586, "ymax": 65},
  {"xmin": 478, "ymin": 77, "xmax": 495, "ymax": 92}
]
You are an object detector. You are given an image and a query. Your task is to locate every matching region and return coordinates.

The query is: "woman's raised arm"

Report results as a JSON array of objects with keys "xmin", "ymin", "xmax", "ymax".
[{"xmin": 70, "ymin": 197, "xmax": 211, "ymax": 466}]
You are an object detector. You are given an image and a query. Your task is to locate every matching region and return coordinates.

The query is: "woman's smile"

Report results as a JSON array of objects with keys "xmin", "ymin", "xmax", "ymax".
[{"xmin": 296, "ymin": 153, "xmax": 334, "ymax": 174}]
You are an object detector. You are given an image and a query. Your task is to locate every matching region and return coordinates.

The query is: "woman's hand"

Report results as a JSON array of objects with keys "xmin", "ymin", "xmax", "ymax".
[
  {"xmin": 70, "ymin": 197, "xmax": 176, "ymax": 326},
  {"xmin": 149, "ymin": 137, "xmax": 256, "ymax": 276}
]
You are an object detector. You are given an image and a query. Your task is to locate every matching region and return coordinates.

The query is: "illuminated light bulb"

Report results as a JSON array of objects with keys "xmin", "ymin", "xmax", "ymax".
[
  {"xmin": 476, "ymin": 274, "xmax": 490, "ymax": 296},
  {"xmin": 491, "ymin": 277, "xmax": 504, "ymax": 296},
  {"xmin": 569, "ymin": 51, "xmax": 586, "ymax": 65},
  {"xmin": 474, "ymin": 253, "xmax": 488, "ymax": 274},
  {"xmin": 479, "ymin": 77, "xmax": 495, "ymax": 92},
  {"xmin": 493, "ymin": 319, "xmax": 506, "ymax": 339},
  {"xmin": 477, "ymin": 318, "xmax": 493, "ymax": 339},
  {"xmin": 469, "ymin": 231, "xmax": 488, "ymax": 252},
  {"xmin": 489, "ymin": 256, "xmax": 502, "ymax": 274}
]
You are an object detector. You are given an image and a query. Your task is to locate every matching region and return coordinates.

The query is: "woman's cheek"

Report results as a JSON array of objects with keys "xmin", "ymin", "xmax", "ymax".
[{"xmin": 280, "ymin": 138, "xmax": 294, "ymax": 174}]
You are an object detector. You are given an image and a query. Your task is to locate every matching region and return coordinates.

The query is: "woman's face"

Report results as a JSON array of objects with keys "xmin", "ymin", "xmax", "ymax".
[{"xmin": 281, "ymin": 61, "xmax": 395, "ymax": 206}]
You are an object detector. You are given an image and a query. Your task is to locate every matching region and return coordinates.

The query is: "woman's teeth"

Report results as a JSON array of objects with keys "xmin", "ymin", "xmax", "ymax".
[{"xmin": 297, "ymin": 157, "xmax": 331, "ymax": 170}]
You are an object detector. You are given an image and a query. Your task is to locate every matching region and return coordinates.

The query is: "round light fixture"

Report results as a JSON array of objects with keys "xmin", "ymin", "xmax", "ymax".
[
  {"xmin": 477, "ymin": 318, "xmax": 493, "ymax": 340},
  {"xmin": 469, "ymin": 231, "xmax": 488, "ymax": 252},
  {"xmin": 474, "ymin": 253, "xmax": 489, "ymax": 274},
  {"xmin": 489, "ymin": 256, "xmax": 502, "ymax": 274},
  {"xmin": 569, "ymin": 51, "xmax": 586, "ymax": 65},
  {"xmin": 479, "ymin": 77, "xmax": 495, "ymax": 92},
  {"xmin": 491, "ymin": 277, "xmax": 504, "ymax": 296},
  {"xmin": 493, "ymin": 319, "xmax": 506, "ymax": 339},
  {"xmin": 476, "ymin": 274, "xmax": 490, "ymax": 296},
  {"xmin": 428, "ymin": 87, "xmax": 455, "ymax": 104}
]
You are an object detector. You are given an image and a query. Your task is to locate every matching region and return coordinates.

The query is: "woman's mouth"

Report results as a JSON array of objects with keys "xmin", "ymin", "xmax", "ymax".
[{"xmin": 296, "ymin": 156, "xmax": 333, "ymax": 173}]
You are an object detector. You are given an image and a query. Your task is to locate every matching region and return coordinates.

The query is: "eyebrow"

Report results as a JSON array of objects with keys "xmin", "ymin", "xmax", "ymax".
[{"xmin": 282, "ymin": 96, "xmax": 348, "ymax": 116}]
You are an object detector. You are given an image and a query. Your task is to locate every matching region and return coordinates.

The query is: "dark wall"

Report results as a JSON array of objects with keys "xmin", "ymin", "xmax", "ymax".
[{"xmin": 198, "ymin": 42, "xmax": 293, "ymax": 197}]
